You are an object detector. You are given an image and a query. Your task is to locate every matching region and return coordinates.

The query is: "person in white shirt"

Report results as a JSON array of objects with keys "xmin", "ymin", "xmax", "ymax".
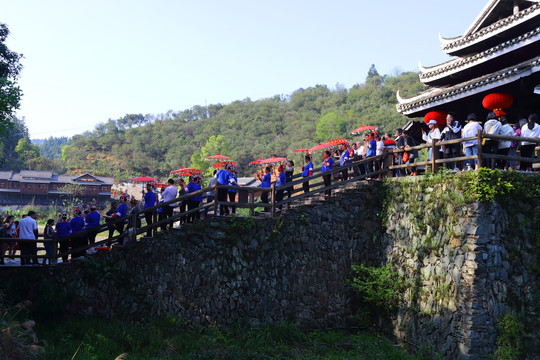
[
  {"xmin": 18, "ymin": 211, "xmax": 39, "ymax": 265},
  {"xmin": 483, "ymin": 111, "xmax": 502, "ymax": 169},
  {"xmin": 161, "ymin": 178, "xmax": 178, "ymax": 230},
  {"xmin": 462, "ymin": 113, "xmax": 483, "ymax": 170},
  {"xmin": 520, "ymin": 113, "xmax": 540, "ymax": 172},
  {"xmin": 496, "ymin": 116, "xmax": 514, "ymax": 170},
  {"xmin": 422, "ymin": 119, "xmax": 441, "ymax": 161}
]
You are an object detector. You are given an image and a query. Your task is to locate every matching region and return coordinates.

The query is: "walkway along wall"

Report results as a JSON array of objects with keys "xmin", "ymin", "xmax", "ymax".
[{"xmin": 15, "ymin": 177, "xmax": 538, "ymax": 359}]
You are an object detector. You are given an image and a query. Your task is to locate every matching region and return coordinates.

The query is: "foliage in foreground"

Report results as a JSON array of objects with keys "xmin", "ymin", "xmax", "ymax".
[{"xmin": 35, "ymin": 316, "xmax": 430, "ymax": 360}]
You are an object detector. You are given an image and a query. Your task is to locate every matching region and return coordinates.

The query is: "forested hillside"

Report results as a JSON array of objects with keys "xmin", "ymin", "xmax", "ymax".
[
  {"xmin": 62, "ymin": 69, "xmax": 423, "ymax": 179},
  {"xmin": 1, "ymin": 68, "xmax": 424, "ymax": 178}
]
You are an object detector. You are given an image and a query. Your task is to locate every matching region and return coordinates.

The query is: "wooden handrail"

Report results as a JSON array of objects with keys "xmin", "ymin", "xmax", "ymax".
[{"xmin": 3, "ymin": 133, "xmax": 540, "ymax": 266}]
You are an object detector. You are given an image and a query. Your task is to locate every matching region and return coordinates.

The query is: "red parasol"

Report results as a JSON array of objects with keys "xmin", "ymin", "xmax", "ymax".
[
  {"xmin": 171, "ymin": 167, "xmax": 203, "ymax": 176},
  {"xmin": 260, "ymin": 156, "xmax": 287, "ymax": 164},
  {"xmin": 292, "ymin": 148, "xmax": 310, "ymax": 152},
  {"xmin": 130, "ymin": 175, "xmax": 157, "ymax": 182},
  {"xmin": 205, "ymin": 153, "xmax": 231, "ymax": 160},
  {"xmin": 249, "ymin": 158, "xmax": 263, "ymax": 166},
  {"xmin": 309, "ymin": 143, "xmax": 331, "ymax": 151},
  {"xmin": 213, "ymin": 161, "xmax": 236, "ymax": 168},
  {"xmin": 326, "ymin": 138, "xmax": 348, "ymax": 146},
  {"xmin": 352, "ymin": 125, "xmax": 376, "ymax": 134}
]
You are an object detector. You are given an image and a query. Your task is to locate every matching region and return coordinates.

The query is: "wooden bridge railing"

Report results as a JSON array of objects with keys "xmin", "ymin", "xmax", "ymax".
[{"xmin": 1, "ymin": 132, "xmax": 539, "ymax": 266}]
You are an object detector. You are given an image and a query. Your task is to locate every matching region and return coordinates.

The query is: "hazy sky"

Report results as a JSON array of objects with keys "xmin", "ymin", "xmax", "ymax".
[{"xmin": 3, "ymin": 0, "xmax": 487, "ymax": 139}]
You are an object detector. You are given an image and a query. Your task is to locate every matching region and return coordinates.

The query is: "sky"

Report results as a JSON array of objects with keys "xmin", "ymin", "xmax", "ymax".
[{"xmin": 2, "ymin": 0, "xmax": 487, "ymax": 139}]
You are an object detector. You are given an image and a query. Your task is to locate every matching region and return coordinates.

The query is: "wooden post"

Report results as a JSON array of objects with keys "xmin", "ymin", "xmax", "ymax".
[
  {"xmin": 214, "ymin": 181, "xmax": 219, "ymax": 216},
  {"xmin": 249, "ymin": 190, "xmax": 254, "ymax": 216},
  {"xmin": 382, "ymin": 153, "xmax": 393, "ymax": 178},
  {"xmin": 51, "ymin": 237, "xmax": 58, "ymax": 265},
  {"xmin": 270, "ymin": 183, "xmax": 276, "ymax": 218},
  {"xmin": 432, "ymin": 142, "xmax": 440, "ymax": 173},
  {"xmin": 477, "ymin": 130, "xmax": 483, "ymax": 169},
  {"xmin": 130, "ymin": 213, "xmax": 137, "ymax": 241}
]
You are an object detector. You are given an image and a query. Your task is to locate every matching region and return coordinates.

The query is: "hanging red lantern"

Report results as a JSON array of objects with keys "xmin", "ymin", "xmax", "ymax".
[
  {"xmin": 424, "ymin": 111, "xmax": 447, "ymax": 127},
  {"xmin": 482, "ymin": 92, "xmax": 513, "ymax": 117}
]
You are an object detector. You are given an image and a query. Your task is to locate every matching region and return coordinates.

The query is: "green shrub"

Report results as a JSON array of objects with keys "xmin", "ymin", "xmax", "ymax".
[
  {"xmin": 351, "ymin": 263, "xmax": 406, "ymax": 311},
  {"xmin": 495, "ymin": 313, "xmax": 525, "ymax": 360}
]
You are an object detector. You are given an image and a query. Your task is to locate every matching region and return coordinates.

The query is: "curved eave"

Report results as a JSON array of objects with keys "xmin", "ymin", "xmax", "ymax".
[
  {"xmin": 396, "ymin": 56, "xmax": 540, "ymax": 116},
  {"xmin": 439, "ymin": 32, "xmax": 462, "ymax": 46},
  {"xmin": 440, "ymin": 3, "xmax": 540, "ymax": 55},
  {"xmin": 421, "ymin": 27, "xmax": 540, "ymax": 84}
]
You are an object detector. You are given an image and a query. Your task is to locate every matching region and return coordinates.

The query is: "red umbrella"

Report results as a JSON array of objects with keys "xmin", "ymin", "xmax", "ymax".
[
  {"xmin": 171, "ymin": 167, "xmax": 203, "ymax": 176},
  {"xmin": 352, "ymin": 125, "xmax": 376, "ymax": 134},
  {"xmin": 326, "ymin": 138, "xmax": 348, "ymax": 146},
  {"xmin": 260, "ymin": 156, "xmax": 287, "ymax": 164},
  {"xmin": 205, "ymin": 153, "xmax": 231, "ymax": 160},
  {"xmin": 292, "ymin": 148, "xmax": 310, "ymax": 152},
  {"xmin": 309, "ymin": 143, "xmax": 331, "ymax": 151},
  {"xmin": 249, "ymin": 158, "xmax": 263, "ymax": 166},
  {"xmin": 130, "ymin": 175, "xmax": 157, "ymax": 182},
  {"xmin": 213, "ymin": 161, "xmax": 236, "ymax": 168}
]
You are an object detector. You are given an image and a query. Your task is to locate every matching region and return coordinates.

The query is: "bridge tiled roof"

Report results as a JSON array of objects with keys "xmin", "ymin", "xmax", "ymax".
[{"xmin": 396, "ymin": 56, "xmax": 540, "ymax": 115}]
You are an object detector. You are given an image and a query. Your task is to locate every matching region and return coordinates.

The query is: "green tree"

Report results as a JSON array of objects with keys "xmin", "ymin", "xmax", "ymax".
[
  {"xmin": 315, "ymin": 112, "xmax": 346, "ymax": 141},
  {"xmin": 25, "ymin": 157, "xmax": 64, "ymax": 173},
  {"xmin": 366, "ymin": 64, "xmax": 384, "ymax": 86},
  {"xmin": 190, "ymin": 135, "xmax": 230, "ymax": 177},
  {"xmin": 15, "ymin": 138, "xmax": 40, "ymax": 162},
  {"xmin": 0, "ymin": 23, "xmax": 23, "ymax": 135}
]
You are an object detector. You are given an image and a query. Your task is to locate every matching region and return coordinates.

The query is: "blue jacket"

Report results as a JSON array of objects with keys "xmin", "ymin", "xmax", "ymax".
[
  {"xmin": 187, "ymin": 182, "xmax": 203, "ymax": 202},
  {"xmin": 276, "ymin": 172, "xmax": 286, "ymax": 186},
  {"xmin": 322, "ymin": 158, "xmax": 333, "ymax": 172},
  {"xmin": 340, "ymin": 151, "xmax": 349, "ymax": 166},
  {"xmin": 302, "ymin": 162, "xmax": 314, "ymax": 177},
  {"xmin": 261, "ymin": 173, "xmax": 271, "ymax": 188},
  {"xmin": 55, "ymin": 221, "xmax": 71, "ymax": 239},
  {"xmin": 86, "ymin": 211, "xmax": 100, "ymax": 229},
  {"xmin": 70, "ymin": 216, "xmax": 85, "ymax": 234}
]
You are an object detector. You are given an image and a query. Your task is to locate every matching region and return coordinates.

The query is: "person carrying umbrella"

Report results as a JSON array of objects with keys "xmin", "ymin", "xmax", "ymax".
[
  {"xmin": 321, "ymin": 150, "xmax": 333, "ymax": 197},
  {"xmin": 339, "ymin": 143, "xmax": 350, "ymax": 181},
  {"xmin": 257, "ymin": 166, "xmax": 272, "ymax": 205},
  {"xmin": 301, "ymin": 154, "xmax": 314, "ymax": 194},
  {"xmin": 215, "ymin": 164, "xmax": 238, "ymax": 216},
  {"xmin": 143, "ymin": 183, "xmax": 157, "ymax": 237}
]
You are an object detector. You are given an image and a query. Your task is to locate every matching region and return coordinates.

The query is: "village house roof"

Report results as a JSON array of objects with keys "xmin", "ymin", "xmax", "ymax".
[{"xmin": 0, "ymin": 171, "xmax": 114, "ymax": 186}]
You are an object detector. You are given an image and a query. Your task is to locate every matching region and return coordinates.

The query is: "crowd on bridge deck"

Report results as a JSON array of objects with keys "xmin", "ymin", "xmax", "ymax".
[{"xmin": 1, "ymin": 111, "xmax": 539, "ymax": 266}]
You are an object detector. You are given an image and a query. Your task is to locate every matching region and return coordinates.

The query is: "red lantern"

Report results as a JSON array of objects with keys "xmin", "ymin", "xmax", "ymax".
[
  {"xmin": 424, "ymin": 111, "xmax": 447, "ymax": 127},
  {"xmin": 482, "ymin": 92, "xmax": 513, "ymax": 117}
]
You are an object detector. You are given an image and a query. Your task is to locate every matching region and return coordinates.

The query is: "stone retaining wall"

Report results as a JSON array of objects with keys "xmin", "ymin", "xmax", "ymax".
[
  {"xmin": 55, "ymin": 183, "xmax": 383, "ymax": 327},
  {"xmin": 39, "ymin": 179, "xmax": 539, "ymax": 359}
]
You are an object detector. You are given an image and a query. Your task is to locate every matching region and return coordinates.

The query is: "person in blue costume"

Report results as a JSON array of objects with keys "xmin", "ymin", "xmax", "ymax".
[
  {"xmin": 339, "ymin": 143, "xmax": 349, "ymax": 181},
  {"xmin": 301, "ymin": 154, "xmax": 314, "ymax": 194},
  {"xmin": 70, "ymin": 209, "xmax": 86, "ymax": 258},
  {"xmin": 275, "ymin": 164, "xmax": 287, "ymax": 211},
  {"xmin": 257, "ymin": 166, "xmax": 272, "ymax": 204},
  {"xmin": 115, "ymin": 195, "xmax": 128, "ymax": 244},
  {"xmin": 366, "ymin": 133, "xmax": 377, "ymax": 173},
  {"xmin": 321, "ymin": 150, "xmax": 333, "ymax": 197},
  {"xmin": 143, "ymin": 183, "xmax": 157, "ymax": 237},
  {"xmin": 55, "ymin": 213, "xmax": 71, "ymax": 262},
  {"xmin": 85, "ymin": 205, "xmax": 100, "ymax": 245},
  {"xmin": 186, "ymin": 175, "xmax": 202, "ymax": 223},
  {"xmin": 228, "ymin": 170, "xmax": 238, "ymax": 214},
  {"xmin": 215, "ymin": 164, "xmax": 238, "ymax": 216}
]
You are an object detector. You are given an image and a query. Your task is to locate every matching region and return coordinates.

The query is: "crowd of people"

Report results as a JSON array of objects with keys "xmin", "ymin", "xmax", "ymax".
[{"xmin": 1, "ymin": 112, "xmax": 538, "ymax": 266}]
